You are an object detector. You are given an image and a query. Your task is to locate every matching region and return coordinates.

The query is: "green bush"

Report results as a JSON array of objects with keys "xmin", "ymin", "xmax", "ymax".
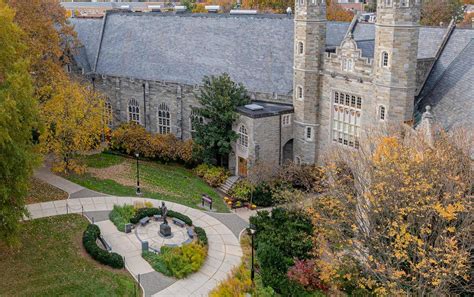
[
  {"xmin": 167, "ymin": 210, "xmax": 192, "ymax": 226},
  {"xmin": 194, "ymin": 226, "xmax": 207, "ymax": 245},
  {"xmin": 129, "ymin": 207, "xmax": 193, "ymax": 226},
  {"xmin": 142, "ymin": 242, "xmax": 207, "ymax": 279},
  {"xmin": 228, "ymin": 179, "xmax": 253, "ymax": 202},
  {"xmin": 109, "ymin": 204, "xmax": 135, "ymax": 232},
  {"xmin": 250, "ymin": 208, "xmax": 313, "ymax": 295},
  {"xmin": 82, "ymin": 224, "xmax": 124, "ymax": 269},
  {"xmin": 252, "ymin": 182, "xmax": 274, "ymax": 207},
  {"xmin": 129, "ymin": 207, "xmax": 161, "ymax": 224},
  {"xmin": 194, "ymin": 163, "xmax": 211, "ymax": 177}
]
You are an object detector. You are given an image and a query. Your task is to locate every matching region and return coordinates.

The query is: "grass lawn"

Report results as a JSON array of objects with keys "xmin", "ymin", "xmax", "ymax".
[
  {"xmin": 67, "ymin": 153, "xmax": 229, "ymax": 213},
  {"xmin": 0, "ymin": 214, "xmax": 140, "ymax": 296},
  {"xmin": 26, "ymin": 177, "xmax": 68, "ymax": 204}
]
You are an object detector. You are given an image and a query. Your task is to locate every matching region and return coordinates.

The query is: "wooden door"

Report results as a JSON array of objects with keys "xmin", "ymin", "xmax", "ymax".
[{"xmin": 238, "ymin": 157, "xmax": 248, "ymax": 177}]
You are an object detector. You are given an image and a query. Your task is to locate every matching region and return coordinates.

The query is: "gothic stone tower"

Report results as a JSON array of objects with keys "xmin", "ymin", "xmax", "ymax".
[
  {"xmin": 293, "ymin": 0, "xmax": 326, "ymax": 164},
  {"xmin": 373, "ymin": 0, "xmax": 421, "ymax": 124}
]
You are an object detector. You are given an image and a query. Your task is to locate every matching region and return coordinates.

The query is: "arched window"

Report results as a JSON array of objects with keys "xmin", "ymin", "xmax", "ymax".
[
  {"xmin": 158, "ymin": 103, "xmax": 171, "ymax": 134},
  {"xmin": 379, "ymin": 105, "xmax": 386, "ymax": 120},
  {"xmin": 190, "ymin": 109, "xmax": 204, "ymax": 132},
  {"xmin": 238, "ymin": 124, "xmax": 249, "ymax": 148},
  {"xmin": 105, "ymin": 100, "xmax": 113, "ymax": 127},
  {"xmin": 298, "ymin": 42, "xmax": 304, "ymax": 55},
  {"xmin": 381, "ymin": 51, "xmax": 389, "ymax": 67},
  {"xmin": 128, "ymin": 98, "xmax": 140, "ymax": 124},
  {"xmin": 297, "ymin": 86, "xmax": 304, "ymax": 100}
]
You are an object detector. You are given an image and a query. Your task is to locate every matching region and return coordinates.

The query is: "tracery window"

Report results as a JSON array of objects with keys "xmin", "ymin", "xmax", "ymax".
[
  {"xmin": 128, "ymin": 98, "xmax": 140, "ymax": 124},
  {"xmin": 190, "ymin": 109, "xmax": 204, "ymax": 132},
  {"xmin": 238, "ymin": 124, "xmax": 249, "ymax": 148},
  {"xmin": 158, "ymin": 103, "xmax": 171, "ymax": 134},
  {"xmin": 332, "ymin": 91, "xmax": 362, "ymax": 148}
]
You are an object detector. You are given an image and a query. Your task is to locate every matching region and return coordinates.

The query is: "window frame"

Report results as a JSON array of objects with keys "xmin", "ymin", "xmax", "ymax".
[
  {"xmin": 282, "ymin": 114, "xmax": 291, "ymax": 127},
  {"xmin": 105, "ymin": 100, "xmax": 113, "ymax": 127},
  {"xmin": 158, "ymin": 102, "xmax": 171, "ymax": 134},
  {"xmin": 238, "ymin": 124, "xmax": 249, "ymax": 149},
  {"xmin": 331, "ymin": 91, "xmax": 362, "ymax": 149},
  {"xmin": 128, "ymin": 98, "xmax": 140, "ymax": 124},
  {"xmin": 381, "ymin": 51, "xmax": 389, "ymax": 67},
  {"xmin": 297, "ymin": 41, "xmax": 304, "ymax": 55},
  {"xmin": 378, "ymin": 105, "xmax": 386, "ymax": 121},
  {"xmin": 190, "ymin": 110, "xmax": 204, "ymax": 133},
  {"xmin": 296, "ymin": 85, "xmax": 304, "ymax": 101},
  {"xmin": 305, "ymin": 126, "xmax": 314, "ymax": 141}
]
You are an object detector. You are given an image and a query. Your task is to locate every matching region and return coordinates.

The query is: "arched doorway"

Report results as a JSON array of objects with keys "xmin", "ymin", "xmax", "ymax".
[{"xmin": 282, "ymin": 139, "xmax": 293, "ymax": 164}]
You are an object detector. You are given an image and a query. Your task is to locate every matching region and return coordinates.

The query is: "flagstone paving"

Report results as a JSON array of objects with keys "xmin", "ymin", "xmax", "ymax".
[{"xmin": 25, "ymin": 197, "xmax": 243, "ymax": 297}]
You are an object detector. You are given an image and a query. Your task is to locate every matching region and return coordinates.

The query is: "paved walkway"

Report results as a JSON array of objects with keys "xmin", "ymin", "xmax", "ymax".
[{"xmin": 25, "ymin": 197, "xmax": 243, "ymax": 297}]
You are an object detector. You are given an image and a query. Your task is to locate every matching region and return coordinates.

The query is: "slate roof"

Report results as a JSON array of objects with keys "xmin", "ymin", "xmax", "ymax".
[
  {"xmin": 417, "ymin": 39, "xmax": 474, "ymax": 130},
  {"xmin": 236, "ymin": 101, "xmax": 294, "ymax": 118},
  {"xmin": 70, "ymin": 12, "xmax": 450, "ymax": 94}
]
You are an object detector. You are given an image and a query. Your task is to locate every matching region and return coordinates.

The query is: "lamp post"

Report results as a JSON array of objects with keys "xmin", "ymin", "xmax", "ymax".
[
  {"xmin": 135, "ymin": 153, "xmax": 141, "ymax": 195},
  {"xmin": 248, "ymin": 226, "xmax": 256, "ymax": 284}
]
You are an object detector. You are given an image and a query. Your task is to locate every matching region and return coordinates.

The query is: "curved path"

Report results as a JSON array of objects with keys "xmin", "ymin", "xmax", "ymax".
[{"xmin": 25, "ymin": 196, "xmax": 243, "ymax": 297}]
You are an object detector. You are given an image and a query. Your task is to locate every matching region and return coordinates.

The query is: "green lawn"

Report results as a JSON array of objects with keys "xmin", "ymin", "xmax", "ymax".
[
  {"xmin": 0, "ymin": 215, "xmax": 140, "ymax": 296},
  {"xmin": 67, "ymin": 153, "xmax": 229, "ymax": 212}
]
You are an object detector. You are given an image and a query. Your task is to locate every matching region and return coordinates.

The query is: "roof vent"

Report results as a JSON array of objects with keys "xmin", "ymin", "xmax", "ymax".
[
  {"xmin": 120, "ymin": 5, "xmax": 131, "ymax": 10},
  {"xmin": 205, "ymin": 5, "xmax": 220, "ymax": 13},
  {"xmin": 174, "ymin": 5, "xmax": 187, "ymax": 13},
  {"xmin": 230, "ymin": 9, "xmax": 257, "ymax": 15},
  {"xmin": 148, "ymin": 5, "xmax": 161, "ymax": 12},
  {"xmin": 244, "ymin": 104, "xmax": 264, "ymax": 111}
]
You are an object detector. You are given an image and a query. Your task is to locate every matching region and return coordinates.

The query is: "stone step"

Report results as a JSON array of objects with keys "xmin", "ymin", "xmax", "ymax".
[{"xmin": 218, "ymin": 175, "xmax": 240, "ymax": 194}]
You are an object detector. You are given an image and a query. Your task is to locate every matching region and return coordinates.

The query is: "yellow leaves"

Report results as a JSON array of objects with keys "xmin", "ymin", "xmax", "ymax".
[{"xmin": 433, "ymin": 202, "xmax": 465, "ymax": 221}]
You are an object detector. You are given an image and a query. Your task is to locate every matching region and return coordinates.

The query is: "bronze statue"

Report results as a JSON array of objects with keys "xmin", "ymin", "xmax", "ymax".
[{"xmin": 162, "ymin": 201, "xmax": 168, "ymax": 225}]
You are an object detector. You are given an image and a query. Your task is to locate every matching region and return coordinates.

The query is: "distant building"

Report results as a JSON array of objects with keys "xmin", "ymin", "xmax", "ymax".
[
  {"xmin": 337, "ymin": 0, "xmax": 365, "ymax": 12},
  {"xmin": 61, "ymin": 2, "xmax": 166, "ymax": 18}
]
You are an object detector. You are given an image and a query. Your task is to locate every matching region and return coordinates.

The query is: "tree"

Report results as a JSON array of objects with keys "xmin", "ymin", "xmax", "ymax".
[
  {"xmin": 326, "ymin": 0, "xmax": 354, "ymax": 22},
  {"xmin": 313, "ymin": 127, "xmax": 473, "ymax": 295},
  {"xmin": 40, "ymin": 80, "xmax": 104, "ymax": 173},
  {"xmin": 421, "ymin": 0, "xmax": 464, "ymax": 26},
  {"xmin": 192, "ymin": 73, "xmax": 250, "ymax": 165},
  {"xmin": 0, "ymin": 1, "xmax": 40, "ymax": 245},
  {"xmin": 7, "ymin": 0, "xmax": 76, "ymax": 102}
]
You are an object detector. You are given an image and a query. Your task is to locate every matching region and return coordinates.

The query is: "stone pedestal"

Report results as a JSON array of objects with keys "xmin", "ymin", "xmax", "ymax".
[{"xmin": 160, "ymin": 223, "xmax": 172, "ymax": 237}]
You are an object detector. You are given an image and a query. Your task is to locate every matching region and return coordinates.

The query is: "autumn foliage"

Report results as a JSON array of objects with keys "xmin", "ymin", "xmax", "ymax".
[
  {"xmin": 312, "ymin": 127, "xmax": 473, "ymax": 295},
  {"xmin": 111, "ymin": 123, "xmax": 195, "ymax": 164}
]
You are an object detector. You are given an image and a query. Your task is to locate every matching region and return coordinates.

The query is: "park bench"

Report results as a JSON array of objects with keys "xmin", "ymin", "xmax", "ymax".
[
  {"xmin": 172, "ymin": 218, "xmax": 186, "ymax": 227},
  {"xmin": 187, "ymin": 227, "xmax": 195, "ymax": 238},
  {"xmin": 153, "ymin": 214, "xmax": 162, "ymax": 221},
  {"xmin": 140, "ymin": 216, "xmax": 150, "ymax": 226},
  {"xmin": 165, "ymin": 243, "xmax": 179, "ymax": 247}
]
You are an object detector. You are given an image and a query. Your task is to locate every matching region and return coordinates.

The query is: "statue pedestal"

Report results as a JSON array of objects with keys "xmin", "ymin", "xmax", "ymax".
[{"xmin": 160, "ymin": 223, "xmax": 172, "ymax": 237}]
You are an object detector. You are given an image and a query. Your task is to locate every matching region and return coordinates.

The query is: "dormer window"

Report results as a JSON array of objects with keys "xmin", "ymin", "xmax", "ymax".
[
  {"xmin": 381, "ymin": 51, "xmax": 389, "ymax": 67},
  {"xmin": 297, "ymin": 86, "xmax": 304, "ymax": 100},
  {"xmin": 298, "ymin": 42, "xmax": 304, "ymax": 55}
]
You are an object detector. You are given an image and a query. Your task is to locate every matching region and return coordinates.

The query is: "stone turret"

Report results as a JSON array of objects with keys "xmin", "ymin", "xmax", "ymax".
[
  {"xmin": 293, "ymin": 0, "xmax": 326, "ymax": 164},
  {"xmin": 373, "ymin": 0, "xmax": 421, "ymax": 125}
]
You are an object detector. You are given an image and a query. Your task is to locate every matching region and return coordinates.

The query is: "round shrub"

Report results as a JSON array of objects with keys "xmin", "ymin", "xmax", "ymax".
[
  {"xmin": 194, "ymin": 226, "xmax": 208, "ymax": 246},
  {"xmin": 228, "ymin": 179, "xmax": 253, "ymax": 202},
  {"xmin": 82, "ymin": 224, "xmax": 124, "ymax": 269},
  {"xmin": 252, "ymin": 182, "xmax": 274, "ymax": 207}
]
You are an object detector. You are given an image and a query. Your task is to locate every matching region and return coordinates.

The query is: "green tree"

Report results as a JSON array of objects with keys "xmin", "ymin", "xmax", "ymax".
[
  {"xmin": 193, "ymin": 73, "xmax": 250, "ymax": 165},
  {"xmin": 0, "ymin": 1, "xmax": 40, "ymax": 245}
]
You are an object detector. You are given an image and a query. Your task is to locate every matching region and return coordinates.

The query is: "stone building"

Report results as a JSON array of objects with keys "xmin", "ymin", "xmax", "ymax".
[{"xmin": 70, "ymin": 3, "xmax": 473, "ymax": 177}]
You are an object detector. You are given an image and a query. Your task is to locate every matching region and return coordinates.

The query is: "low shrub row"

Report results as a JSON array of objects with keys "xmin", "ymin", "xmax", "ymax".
[
  {"xmin": 194, "ymin": 226, "xmax": 208, "ymax": 246},
  {"xmin": 129, "ymin": 207, "xmax": 193, "ymax": 226},
  {"xmin": 82, "ymin": 224, "xmax": 124, "ymax": 269},
  {"xmin": 194, "ymin": 164, "xmax": 230, "ymax": 187},
  {"xmin": 109, "ymin": 204, "xmax": 135, "ymax": 232},
  {"xmin": 142, "ymin": 242, "xmax": 207, "ymax": 279},
  {"xmin": 111, "ymin": 123, "xmax": 195, "ymax": 164}
]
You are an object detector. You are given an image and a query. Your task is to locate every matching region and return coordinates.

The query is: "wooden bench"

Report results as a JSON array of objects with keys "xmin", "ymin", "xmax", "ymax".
[
  {"xmin": 172, "ymin": 218, "xmax": 186, "ymax": 227},
  {"xmin": 153, "ymin": 214, "xmax": 162, "ymax": 221},
  {"xmin": 139, "ymin": 216, "xmax": 150, "ymax": 226}
]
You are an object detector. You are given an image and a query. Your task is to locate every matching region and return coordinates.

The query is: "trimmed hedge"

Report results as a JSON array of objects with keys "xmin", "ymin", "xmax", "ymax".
[
  {"xmin": 129, "ymin": 207, "xmax": 192, "ymax": 226},
  {"xmin": 109, "ymin": 204, "xmax": 135, "ymax": 232},
  {"xmin": 194, "ymin": 227, "xmax": 208, "ymax": 246},
  {"xmin": 82, "ymin": 224, "xmax": 124, "ymax": 269}
]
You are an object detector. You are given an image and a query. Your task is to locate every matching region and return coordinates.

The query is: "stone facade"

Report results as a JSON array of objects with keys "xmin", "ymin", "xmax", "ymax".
[{"xmin": 72, "ymin": 0, "xmax": 435, "ymax": 176}]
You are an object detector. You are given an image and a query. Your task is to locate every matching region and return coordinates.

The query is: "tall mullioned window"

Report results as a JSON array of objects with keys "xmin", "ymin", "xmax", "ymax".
[
  {"xmin": 158, "ymin": 103, "xmax": 171, "ymax": 134},
  {"xmin": 190, "ymin": 109, "xmax": 204, "ymax": 132},
  {"xmin": 128, "ymin": 98, "xmax": 140, "ymax": 124},
  {"xmin": 238, "ymin": 124, "xmax": 249, "ymax": 148},
  {"xmin": 332, "ymin": 91, "xmax": 362, "ymax": 148}
]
